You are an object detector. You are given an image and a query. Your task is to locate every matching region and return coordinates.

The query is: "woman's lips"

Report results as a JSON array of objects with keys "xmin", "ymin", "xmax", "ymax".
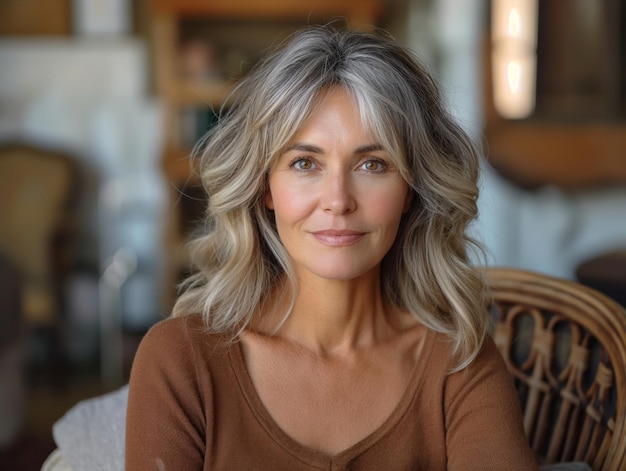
[{"xmin": 311, "ymin": 230, "xmax": 366, "ymax": 246}]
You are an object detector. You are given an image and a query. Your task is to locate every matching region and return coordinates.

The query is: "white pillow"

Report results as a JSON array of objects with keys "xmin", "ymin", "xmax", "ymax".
[{"xmin": 49, "ymin": 385, "xmax": 128, "ymax": 471}]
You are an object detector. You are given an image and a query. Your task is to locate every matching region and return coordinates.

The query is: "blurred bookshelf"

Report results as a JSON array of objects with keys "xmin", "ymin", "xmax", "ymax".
[
  {"xmin": 148, "ymin": 0, "xmax": 385, "ymax": 304},
  {"xmin": 151, "ymin": 0, "xmax": 384, "ymax": 183}
]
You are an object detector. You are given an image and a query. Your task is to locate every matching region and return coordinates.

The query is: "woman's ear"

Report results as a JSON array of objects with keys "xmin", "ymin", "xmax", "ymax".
[{"xmin": 264, "ymin": 190, "xmax": 274, "ymax": 210}]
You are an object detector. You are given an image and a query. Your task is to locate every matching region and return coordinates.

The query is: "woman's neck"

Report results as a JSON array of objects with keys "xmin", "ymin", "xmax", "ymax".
[{"xmin": 254, "ymin": 268, "xmax": 407, "ymax": 356}]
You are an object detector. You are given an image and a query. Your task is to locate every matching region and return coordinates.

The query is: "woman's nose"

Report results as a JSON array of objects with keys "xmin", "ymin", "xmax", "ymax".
[{"xmin": 320, "ymin": 170, "xmax": 357, "ymax": 215}]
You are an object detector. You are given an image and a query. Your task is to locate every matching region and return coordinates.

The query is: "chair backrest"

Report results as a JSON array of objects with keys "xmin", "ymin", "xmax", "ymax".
[
  {"xmin": 0, "ymin": 142, "xmax": 79, "ymax": 325},
  {"xmin": 484, "ymin": 267, "xmax": 626, "ymax": 471}
]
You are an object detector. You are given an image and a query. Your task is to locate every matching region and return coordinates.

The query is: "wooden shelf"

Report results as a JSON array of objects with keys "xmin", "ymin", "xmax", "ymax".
[
  {"xmin": 162, "ymin": 147, "xmax": 197, "ymax": 186},
  {"xmin": 167, "ymin": 78, "xmax": 235, "ymax": 106},
  {"xmin": 151, "ymin": 0, "xmax": 385, "ymax": 184},
  {"xmin": 150, "ymin": 0, "xmax": 385, "ymax": 304},
  {"xmin": 152, "ymin": 0, "xmax": 384, "ymax": 27},
  {"xmin": 484, "ymin": 121, "xmax": 626, "ymax": 189}
]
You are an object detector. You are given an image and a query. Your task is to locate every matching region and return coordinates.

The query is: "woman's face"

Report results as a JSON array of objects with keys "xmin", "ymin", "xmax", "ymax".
[{"xmin": 265, "ymin": 88, "xmax": 412, "ymax": 282}]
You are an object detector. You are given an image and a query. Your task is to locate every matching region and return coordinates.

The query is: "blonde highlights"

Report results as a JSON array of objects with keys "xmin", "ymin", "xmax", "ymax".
[{"xmin": 173, "ymin": 25, "xmax": 488, "ymax": 370}]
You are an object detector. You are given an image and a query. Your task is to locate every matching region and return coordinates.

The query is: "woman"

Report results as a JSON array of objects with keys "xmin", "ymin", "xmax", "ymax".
[{"xmin": 126, "ymin": 26, "xmax": 538, "ymax": 469}]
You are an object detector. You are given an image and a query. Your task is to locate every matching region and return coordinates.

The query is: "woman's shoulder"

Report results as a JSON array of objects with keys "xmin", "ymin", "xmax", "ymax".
[
  {"xmin": 138, "ymin": 315, "xmax": 232, "ymax": 358},
  {"xmin": 131, "ymin": 315, "xmax": 235, "ymax": 387},
  {"xmin": 425, "ymin": 328, "xmax": 502, "ymax": 373},
  {"xmin": 144, "ymin": 314, "xmax": 224, "ymax": 339}
]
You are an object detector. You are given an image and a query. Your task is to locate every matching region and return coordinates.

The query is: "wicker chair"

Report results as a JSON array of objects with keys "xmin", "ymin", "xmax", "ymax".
[{"xmin": 485, "ymin": 267, "xmax": 626, "ymax": 471}]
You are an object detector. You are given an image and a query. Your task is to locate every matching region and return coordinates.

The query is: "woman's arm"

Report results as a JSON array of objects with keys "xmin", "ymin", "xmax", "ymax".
[
  {"xmin": 126, "ymin": 318, "xmax": 209, "ymax": 470},
  {"xmin": 444, "ymin": 337, "xmax": 539, "ymax": 470}
]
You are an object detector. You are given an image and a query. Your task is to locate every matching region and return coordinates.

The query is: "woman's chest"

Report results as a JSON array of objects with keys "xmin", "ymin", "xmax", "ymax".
[{"xmin": 237, "ymin": 334, "xmax": 426, "ymax": 456}]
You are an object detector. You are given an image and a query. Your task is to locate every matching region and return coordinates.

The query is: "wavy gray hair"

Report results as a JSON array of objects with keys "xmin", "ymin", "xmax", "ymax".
[{"xmin": 174, "ymin": 25, "xmax": 487, "ymax": 370}]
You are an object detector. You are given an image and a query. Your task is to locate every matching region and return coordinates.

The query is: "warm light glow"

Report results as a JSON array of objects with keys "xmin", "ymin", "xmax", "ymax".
[
  {"xmin": 491, "ymin": 0, "xmax": 538, "ymax": 118},
  {"xmin": 492, "ymin": 0, "xmax": 538, "ymax": 45},
  {"xmin": 493, "ymin": 51, "xmax": 536, "ymax": 118},
  {"xmin": 507, "ymin": 9, "xmax": 521, "ymax": 37},
  {"xmin": 507, "ymin": 61, "xmax": 521, "ymax": 94}
]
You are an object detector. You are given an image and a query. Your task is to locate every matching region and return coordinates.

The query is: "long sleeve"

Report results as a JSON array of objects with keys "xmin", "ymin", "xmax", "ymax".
[
  {"xmin": 125, "ymin": 317, "xmax": 211, "ymax": 470},
  {"xmin": 125, "ymin": 318, "xmax": 539, "ymax": 470},
  {"xmin": 444, "ymin": 337, "xmax": 539, "ymax": 470}
]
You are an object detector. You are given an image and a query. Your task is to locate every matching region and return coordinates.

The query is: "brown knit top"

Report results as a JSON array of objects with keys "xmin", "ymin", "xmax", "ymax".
[{"xmin": 126, "ymin": 316, "xmax": 538, "ymax": 470}]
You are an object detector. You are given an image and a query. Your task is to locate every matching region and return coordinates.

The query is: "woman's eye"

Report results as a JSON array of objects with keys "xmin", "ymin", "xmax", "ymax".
[
  {"xmin": 361, "ymin": 159, "xmax": 387, "ymax": 172},
  {"xmin": 292, "ymin": 158, "xmax": 315, "ymax": 171}
]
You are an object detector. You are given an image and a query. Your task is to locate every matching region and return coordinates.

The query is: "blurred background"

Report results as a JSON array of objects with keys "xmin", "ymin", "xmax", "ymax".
[{"xmin": 0, "ymin": 0, "xmax": 624, "ymax": 468}]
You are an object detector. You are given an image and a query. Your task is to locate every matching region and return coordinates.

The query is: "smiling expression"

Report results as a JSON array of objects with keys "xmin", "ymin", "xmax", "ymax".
[{"xmin": 265, "ymin": 87, "xmax": 412, "ymax": 283}]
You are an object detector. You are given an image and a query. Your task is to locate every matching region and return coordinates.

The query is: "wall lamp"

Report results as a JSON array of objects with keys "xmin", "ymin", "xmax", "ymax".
[{"xmin": 491, "ymin": 0, "xmax": 538, "ymax": 119}]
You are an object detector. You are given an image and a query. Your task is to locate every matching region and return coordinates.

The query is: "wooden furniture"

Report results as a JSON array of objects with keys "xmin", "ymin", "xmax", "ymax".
[
  {"xmin": 483, "ymin": 1, "xmax": 626, "ymax": 189},
  {"xmin": 485, "ymin": 267, "xmax": 626, "ymax": 470},
  {"xmin": 0, "ymin": 0, "xmax": 72, "ymax": 36},
  {"xmin": 149, "ymin": 0, "xmax": 385, "ymax": 186},
  {"xmin": 149, "ymin": 0, "xmax": 385, "ymax": 303},
  {"xmin": 0, "ymin": 143, "xmax": 80, "ymax": 327},
  {"xmin": 576, "ymin": 250, "xmax": 626, "ymax": 309},
  {"xmin": 0, "ymin": 143, "xmax": 80, "ymax": 387}
]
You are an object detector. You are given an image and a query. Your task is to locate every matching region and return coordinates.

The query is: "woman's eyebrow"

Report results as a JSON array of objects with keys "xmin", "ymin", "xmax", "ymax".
[
  {"xmin": 284, "ymin": 143, "xmax": 385, "ymax": 154},
  {"xmin": 284, "ymin": 143, "xmax": 323, "ymax": 154},
  {"xmin": 354, "ymin": 143, "xmax": 385, "ymax": 154}
]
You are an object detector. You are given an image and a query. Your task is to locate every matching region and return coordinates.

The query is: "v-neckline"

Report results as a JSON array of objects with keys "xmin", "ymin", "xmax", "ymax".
[{"xmin": 229, "ymin": 328, "xmax": 436, "ymax": 467}]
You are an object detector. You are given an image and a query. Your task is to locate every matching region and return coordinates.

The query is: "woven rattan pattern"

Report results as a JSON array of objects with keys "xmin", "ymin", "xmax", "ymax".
[{"xmin": 485, "ymin": 268, "xmax": 626, "ymax": 470}]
